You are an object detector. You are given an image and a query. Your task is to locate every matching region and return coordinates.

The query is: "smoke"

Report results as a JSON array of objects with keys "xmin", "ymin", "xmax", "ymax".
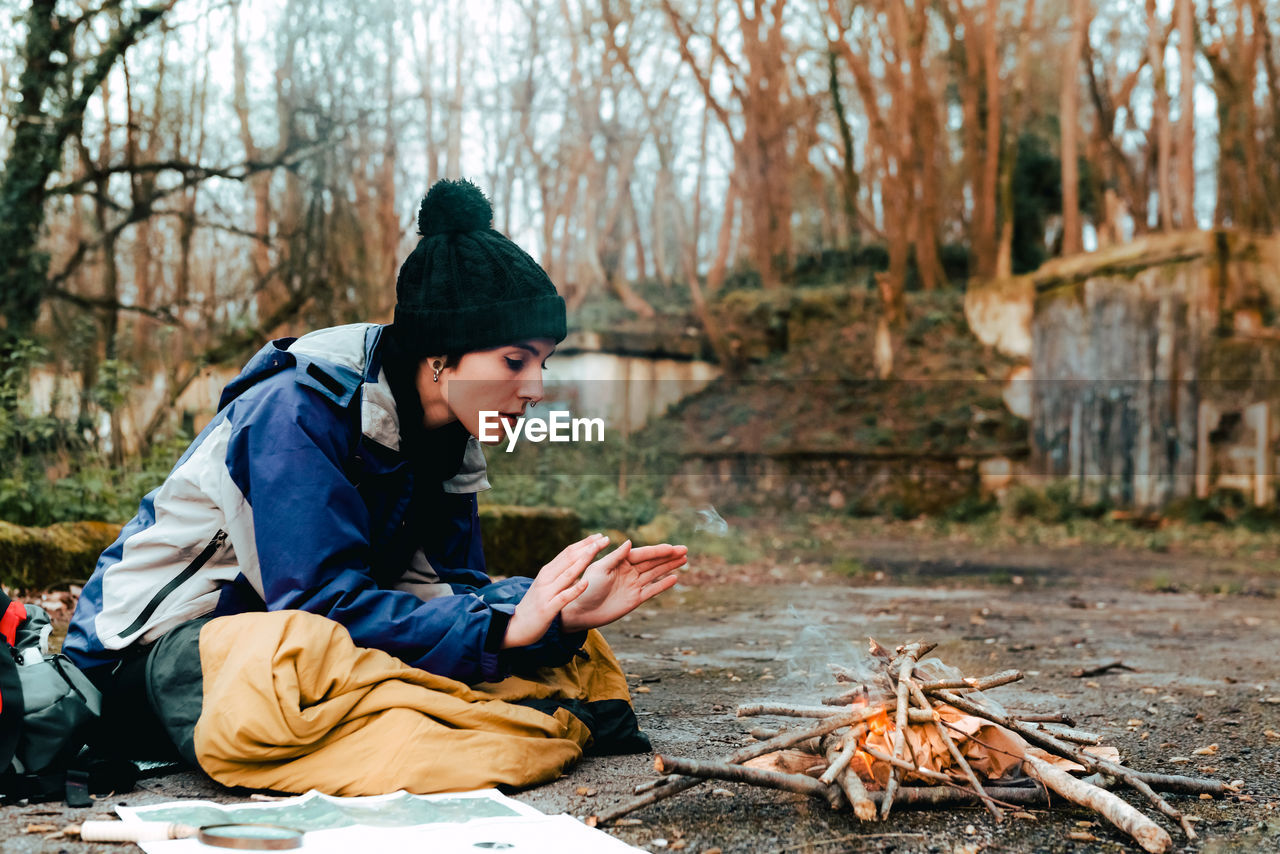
[
  {"xmin": 693, "ymin": 504, "xmax": 729, "ymax": 536},
  {"xmin": 771, "ymin": 611, "xmax": 893, "ymax": 704}
]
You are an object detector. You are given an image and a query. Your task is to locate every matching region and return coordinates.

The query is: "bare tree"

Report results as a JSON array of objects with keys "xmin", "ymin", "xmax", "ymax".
[
  {"xmin": 663, "ymin": 0, "xmax": 807, "ymax": 289},
  {"xmin": 1175, "ymin": 0, "xmax": 1197, "ymax": 228},
  {"xmin": 1061, "ymin": 0, "xmax": 1089, "ymax": 254},
  {"xmin": 0, "ymin": 0, "xmax": 176, "ymax": 353}
]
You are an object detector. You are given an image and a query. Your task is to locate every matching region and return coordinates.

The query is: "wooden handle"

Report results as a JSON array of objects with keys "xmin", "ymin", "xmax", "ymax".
[{"xmin": 80, "ymin": 821, "xmax": 198, "ymax": 842}]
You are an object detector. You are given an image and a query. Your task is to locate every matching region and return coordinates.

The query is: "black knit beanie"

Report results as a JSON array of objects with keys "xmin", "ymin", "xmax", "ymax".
[{"xmin": 391, "ymin": 179, "xmax": 566, "ymax": 356}]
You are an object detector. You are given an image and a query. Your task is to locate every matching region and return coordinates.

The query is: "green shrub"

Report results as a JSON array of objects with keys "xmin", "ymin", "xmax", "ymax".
[{"xmin": 0, "ymin": 434, "xmax": 189, "ymax": 527}]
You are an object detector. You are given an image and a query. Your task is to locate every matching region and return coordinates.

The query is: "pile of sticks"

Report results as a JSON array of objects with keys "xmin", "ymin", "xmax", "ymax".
[{"xmin": 591, "ymin": 642, "xmax": 1232, "ymax": 853}]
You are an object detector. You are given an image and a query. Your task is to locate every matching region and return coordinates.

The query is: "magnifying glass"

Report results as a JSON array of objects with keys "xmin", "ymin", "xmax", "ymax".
[{"xmin": 81, "ymin": 820, "xmax": 304, "ymax": 850}]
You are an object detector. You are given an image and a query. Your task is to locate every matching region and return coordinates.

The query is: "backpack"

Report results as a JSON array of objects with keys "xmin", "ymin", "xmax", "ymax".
[{"xmin": 0, "ymin": 589, "xmax": 131, "ymax": 805}]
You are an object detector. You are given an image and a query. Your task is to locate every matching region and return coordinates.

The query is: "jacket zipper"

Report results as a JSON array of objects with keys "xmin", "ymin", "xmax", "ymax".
[{"xmin": 119, "ymin": 530, "xmax": 227, "ymax": 640}]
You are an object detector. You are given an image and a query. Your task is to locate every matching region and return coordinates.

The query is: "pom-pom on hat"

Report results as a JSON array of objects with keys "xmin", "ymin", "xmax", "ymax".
[{"xmin": 392, "ymin": 179, "xmax": 566, "ymax": 356}]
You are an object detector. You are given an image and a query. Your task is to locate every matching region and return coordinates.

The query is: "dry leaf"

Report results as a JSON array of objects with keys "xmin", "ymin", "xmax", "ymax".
[
  {"xmin": 615, "ymin": 819, "xmax": 643, "ymax": 826},
  {"xmin": 575, "ymin": 787, "xmax": 597, "ymax": 796},
  {"xmin": 635, "ymin": 686, "xmax": 650, "ymax": 694},
  {"xmin": 1192, "ymin": 744, "xmax": 1219, "ymax": 756},
  {"xmin": 1068, "ymin": 831, "xmax": 1099, "ymax": 842},
  {"xmin": 1264, "ymin": 730, "xmax": 1280, "ymax": 740},
  {"xmin": 1012, "ymin": 811, "xmax": 1037, "ymax": 821},
  {"xmin": 711, "ymin": 788, "xmax": 734, "ymax": 797},
  {"xmin": 23, "ymin": 824, "xmax": 57, "ymax": 834},
  {"xmin": 670, "ymin": 841, "xmax": 687, "ymax": 850}
]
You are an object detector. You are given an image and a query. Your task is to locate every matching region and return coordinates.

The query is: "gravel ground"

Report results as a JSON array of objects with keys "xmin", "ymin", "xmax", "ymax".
[{"xmin": 3, "ymin": 541, "xmax": 1278, "ymax": 853}]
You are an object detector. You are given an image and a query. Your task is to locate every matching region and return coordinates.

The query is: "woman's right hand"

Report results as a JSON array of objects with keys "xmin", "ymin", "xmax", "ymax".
[{"xmin": 500, "ymin": 533, "xmax": 609, "ymax": 649}]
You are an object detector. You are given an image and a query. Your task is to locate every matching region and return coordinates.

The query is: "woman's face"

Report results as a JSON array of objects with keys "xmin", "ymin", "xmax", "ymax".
[{"xmin": 434, "ymin": 338, "xmax": 554, "ymax": 442}]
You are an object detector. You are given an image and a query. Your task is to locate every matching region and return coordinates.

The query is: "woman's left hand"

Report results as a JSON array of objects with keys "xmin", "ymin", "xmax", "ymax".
[{"xmin": 559, "ymin": 541, "xmax": 687, "ymax": 633}]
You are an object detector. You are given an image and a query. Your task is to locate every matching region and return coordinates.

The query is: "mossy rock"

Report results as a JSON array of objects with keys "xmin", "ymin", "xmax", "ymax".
[
  {"xmin": 0, "ymin": 520, "xmax": 119, "ymax": 591},
  {"xmin": 478, "ymin": 505, "xmax": 583, "ymax": 578},
  {"xmin": 0, "ymin": 509, "xmax": 582, "ymax": 589}
]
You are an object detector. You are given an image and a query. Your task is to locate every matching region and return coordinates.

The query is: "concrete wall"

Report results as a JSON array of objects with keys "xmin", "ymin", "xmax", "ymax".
[
  {"xmin": 1027, "ymin": 231, "xmax": 1280, "ymax": 509},
  {"xmin": 28, "ymin": 346, "xmax": 718, "ymax": 454}
]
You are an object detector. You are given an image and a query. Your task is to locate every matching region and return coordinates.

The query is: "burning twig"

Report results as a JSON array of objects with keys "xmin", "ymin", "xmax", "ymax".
[
  {"xmin": 653, "ymin": 755, "xmax": 844, "ymax": 809},
  {"xmin": 737, "ymin": 703, "xmax": 845, "ymax": 718},
  {"xmin": 916, "ymin": 669, "xmax": 1023, "ymax": 692},
  {"xmin": 821, "ymin": 686, "xmax": 868, "ymax": 706},
  {"xmin": 928, "ymin": 688, "xmax": 1199, "ymax": 841},
  {"xmin": 821, "ymin": 732, "xmax": 876, "ymax": 820},
  {"xmin": 1010, "ymin": 712, "xmax": 1076, "ymax": 726},
  {"xmin": 595, "ymin": 708, "xmax": 881, "ymax": 825},
  {"xmin": 859, "ymin": 745, "xmax": 960, "ymax": 785},
  {"xmin": 1032, "ymin": 723, "xmax": 1103, "ymax": 745},
  {"xmin": 601, "ymin": 636, "xmax": 1228, "ymax": 849},
  {"xmin": 879, "ymin": 644, "xmax": 923, "ymax": 818},
  {"xmin": 818, "ymin": 728, "xmax": 865, "ymax": 786},
  {"xmin": 1023, "ymin": 754, "xmax": 1171, "ymax": 853},
  {"xmin": 907, "ymin": 681, "xmax": 1004, "ymax": 821}
]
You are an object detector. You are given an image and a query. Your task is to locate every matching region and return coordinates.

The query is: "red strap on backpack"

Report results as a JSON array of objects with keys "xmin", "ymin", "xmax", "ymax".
[
  {"xmin": 0, "ymin": 599, "xmax": 26, "ymax": 715},
  {"xmin": 0, "ymin": 600, "xmax": 26, "ymax": 647}
]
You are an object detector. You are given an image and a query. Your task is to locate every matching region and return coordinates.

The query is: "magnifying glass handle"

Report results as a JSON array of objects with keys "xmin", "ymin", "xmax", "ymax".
[{"xmin": 80, "ymin": 821, "xmax": 199, "ymax": 842}]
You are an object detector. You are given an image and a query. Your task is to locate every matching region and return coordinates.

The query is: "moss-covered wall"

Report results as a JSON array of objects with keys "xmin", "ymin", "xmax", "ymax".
[
  {"xmin": 0, "ymin": 521, "xmax": 120, "ymax": 591},
  {"xmin": 0, "ymin": 507, "xmax": 582, "ymax": 592},
  {"xmin": 476, "ymin": 505, "xmax": 583, "ymax": 578}
]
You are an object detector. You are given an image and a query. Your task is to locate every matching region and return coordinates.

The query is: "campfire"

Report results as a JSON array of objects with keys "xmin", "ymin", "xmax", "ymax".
[{"xmin": 591, "ymin": 641, "xmax": 1234, "ymax": 853}]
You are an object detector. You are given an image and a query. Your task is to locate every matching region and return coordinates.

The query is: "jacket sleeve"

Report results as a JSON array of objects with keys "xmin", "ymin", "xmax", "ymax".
[
  {"xmin": 420, "ymin": 496, "xmax": 589, "ymax": 672},
  {"xmin": 222, "ymin": 373, "xmax": 509, "ymax": 683}
]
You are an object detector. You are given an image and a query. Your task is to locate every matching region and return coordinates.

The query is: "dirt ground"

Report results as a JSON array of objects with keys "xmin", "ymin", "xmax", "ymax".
[{"xmin": 3, "ymin": 534, "xmax": 1279, "ymax": 854}]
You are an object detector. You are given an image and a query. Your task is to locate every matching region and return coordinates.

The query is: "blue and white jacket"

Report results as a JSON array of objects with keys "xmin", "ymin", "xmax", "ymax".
[{"xmin": 65, "ymin": 323, "xmax": 581, "ymax": 683}]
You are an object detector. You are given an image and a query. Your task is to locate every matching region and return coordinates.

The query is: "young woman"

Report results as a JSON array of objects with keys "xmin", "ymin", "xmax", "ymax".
[{"xmin": 64, "ymin": 180, "xmax": 686, "ymax": 780}]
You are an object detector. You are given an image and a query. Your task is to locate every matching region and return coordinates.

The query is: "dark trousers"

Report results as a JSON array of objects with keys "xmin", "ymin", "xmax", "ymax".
[{"xmin": 85, "ymin": 648, "xmax": 183, "ymax": 763}]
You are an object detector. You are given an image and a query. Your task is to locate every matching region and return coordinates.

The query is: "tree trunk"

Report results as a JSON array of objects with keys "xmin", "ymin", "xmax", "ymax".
[
  {"xmin": 996, "ymin": 0, "xmax": 1036, "ymax": 278},
  {"xmin": 907, "ymin": 0, "xmax": 945, "ymax": 291},
  {"xmin": 1061, "ymin": 0, "xmax": 1087, "ymax": 254},
  {"xmin": 975, "ymin": 0, "xmax": 1001, "ymax": 277},
  {"xmin": 445, "ymin": 0, "xmax": 465, "ymax": 179},
  {"xmin": 1148, "ymin": 0, "xmax": 1173, "ymax": 231},
  {"xmin": 1176, "ymin": 0, "xmax": 1196, "ymax": 228},
  {"xmin": 827, "ymin": 49, "xmax": 860, "ymax": 247},
  {"xmin": 0, "ymin": 0, "xmax": 170, "ymax": 346},
  {"xmin": 233, "ymin": 5, "xmax": 274, "ymax": 308}
]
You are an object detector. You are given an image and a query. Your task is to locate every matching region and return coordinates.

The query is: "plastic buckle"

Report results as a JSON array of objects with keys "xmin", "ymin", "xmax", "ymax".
[{"xmin": 64, "ymin": 768, "xmax": 91, "ymax": 808}]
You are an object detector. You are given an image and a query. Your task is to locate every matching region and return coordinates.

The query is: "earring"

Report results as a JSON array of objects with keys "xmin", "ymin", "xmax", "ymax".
[
  {"xmin": 432, "ymin": 361, "xmax": 442, "ymax": 383},
  {"xmin": 530, "ymin": 402, "xmax": 536, "ymax": 409}
]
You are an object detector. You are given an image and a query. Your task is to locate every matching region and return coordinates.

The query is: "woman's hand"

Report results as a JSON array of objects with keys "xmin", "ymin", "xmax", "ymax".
[
  {"xmin": 501, "ymin": 533, "xmax": 607, "ymax": 649},
  {"xmin": 559, "ymin": 541, "xmax": 687, "ymax": 633}
]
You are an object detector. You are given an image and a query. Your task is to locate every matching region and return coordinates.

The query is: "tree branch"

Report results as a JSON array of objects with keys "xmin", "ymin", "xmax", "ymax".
[{"xmin": 46, "ymin": 287, "xmax": 180, "ymax": 325}]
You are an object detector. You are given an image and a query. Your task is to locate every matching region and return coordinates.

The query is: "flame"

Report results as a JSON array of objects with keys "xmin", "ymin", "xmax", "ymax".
[{"xmin": 866, "ymin": 708, "xmax": 892, "ymax": 736}]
